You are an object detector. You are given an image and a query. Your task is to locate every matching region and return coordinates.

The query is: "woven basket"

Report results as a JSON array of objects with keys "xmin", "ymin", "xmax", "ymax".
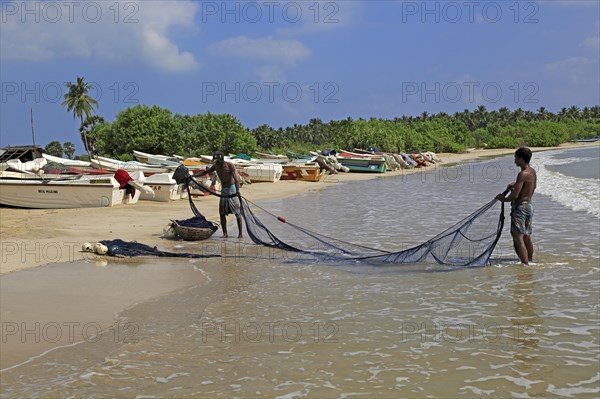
[{"xmin": 171, "ymin": 220, "xmax": 217, "ymax": 241}]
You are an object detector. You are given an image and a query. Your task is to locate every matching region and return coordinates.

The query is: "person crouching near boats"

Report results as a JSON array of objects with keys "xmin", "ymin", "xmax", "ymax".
[
  {"xmin": 496, "ymin": 147, "xmax": 537, "ymax": 265},
  {"xmin": 193, "ymin": 151, "xmax": 243, "ymax": 238}
]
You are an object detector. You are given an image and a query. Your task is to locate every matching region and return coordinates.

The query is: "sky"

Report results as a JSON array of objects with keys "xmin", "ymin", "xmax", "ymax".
[{"xmin": 1, "ymin": 0, "xmax": 599, "ymax": 154}]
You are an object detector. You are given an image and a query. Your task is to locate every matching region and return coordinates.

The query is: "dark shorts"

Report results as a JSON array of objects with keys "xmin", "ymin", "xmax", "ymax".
[
  {"xmin": 511, "ymin": 201, "xmax": 533, "ymax": 236},
  {"xmin": 220, "ymin": 185, "xmax": 240, "ymax": 216}
]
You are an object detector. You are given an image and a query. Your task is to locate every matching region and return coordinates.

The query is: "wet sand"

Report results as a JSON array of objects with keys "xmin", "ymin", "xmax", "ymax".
[
  {"xmin": 1, "ymin": 143, "xmax": 596, "ymax": 275},
  {"xmin": 0, "ymin": 260, "xmax": 207, "ymax": 370}
]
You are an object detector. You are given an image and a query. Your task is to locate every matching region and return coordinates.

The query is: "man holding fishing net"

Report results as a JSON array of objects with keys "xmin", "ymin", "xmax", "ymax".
[
  {"xmin": 496, "ymin": 147, "xmax": 537, "ymax": 265},
  {"xmin": 194, "ymin": 151, "xmax": 243, "ymax": 239}
]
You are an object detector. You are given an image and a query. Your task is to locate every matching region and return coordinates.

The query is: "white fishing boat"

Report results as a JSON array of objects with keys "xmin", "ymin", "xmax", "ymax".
[
  {"xmin": 254, "ymin": 152, "xmax": 290, "ymax": 161},
  {"xmin": 5, "ymin": 157, "xmax": 47, "ymax": 172},
  {"xmin": 42, "ymin": 153, "xmax": 92, "ymax": 167},
  {"xmin": 132, "ymin": 150, "xmax": 183, "ymax": 167},
  {"xmin": 199, "ymin": 154, "xmax": 215, "ymax": 164},
  {"xmin": 139, "ymin": 172, "xmax": 187, "ymax": 202},
  {"xmin": 242, "ymin": 163, "xmax": 283, "ymax": 182},
  {"xmin": 0, "ymin": 174, "xmax": 142, "ymax": 209},
  {"xmin": 91, "ymin": 155, "xmax": 171, "ymax": 174},
  {"xmin": 0, "ymin": 170, "xmax": 62, "ymax": 180}
]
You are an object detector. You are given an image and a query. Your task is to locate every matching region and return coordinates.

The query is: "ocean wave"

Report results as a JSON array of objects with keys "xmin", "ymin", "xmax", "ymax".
[{"xmin": 534, "ymin": 153, "xmax": 600, "ymax": 218}]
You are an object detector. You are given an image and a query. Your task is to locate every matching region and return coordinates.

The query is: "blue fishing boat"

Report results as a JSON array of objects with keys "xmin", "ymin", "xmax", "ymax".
[
  {"xmin": 336, "ymin": 157, "xmax": 387, "ymax": 173},
  {"xmin": 573, "ymin": 135, "xmax": 600, "ymax": 143}
]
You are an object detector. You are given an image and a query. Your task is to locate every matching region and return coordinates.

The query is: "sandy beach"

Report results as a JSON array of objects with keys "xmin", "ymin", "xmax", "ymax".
[{"xmin": 1, "ymin": 142, "xmax": 596, "ymax": 275}]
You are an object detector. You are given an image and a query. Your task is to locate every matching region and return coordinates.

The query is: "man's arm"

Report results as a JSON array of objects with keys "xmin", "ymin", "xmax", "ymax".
[
  {"xmin": 230, "ymin": 163, "xmax": 241, "ymax": 195},
  {"xmin": 193, "ymin": 164, "xmax": 215, "ymax": 178},
  {"xmin": 496, "ymin": 171, "xmax": 525, "ymax": 202}
]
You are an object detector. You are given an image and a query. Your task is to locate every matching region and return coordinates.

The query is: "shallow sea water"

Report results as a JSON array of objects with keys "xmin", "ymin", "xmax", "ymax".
[{"xmin": 1, "ymin": 148, "xmax": 599, "ymax": 398}]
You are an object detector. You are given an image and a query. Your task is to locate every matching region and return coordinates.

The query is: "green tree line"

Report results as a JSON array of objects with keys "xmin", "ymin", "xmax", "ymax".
[
  {"xmin": 87, "ymin": 106, "xmax": 256, "ymax": 160},
  {"xmin": 60, "ymin": 77, "xmax": 599, "ymax": 159},
  {"xmin": 86, "ymin": 104, "xmax": 599, "ymax": 159}
]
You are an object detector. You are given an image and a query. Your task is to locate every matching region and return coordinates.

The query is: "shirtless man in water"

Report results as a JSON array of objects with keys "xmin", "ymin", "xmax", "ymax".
[
  {"xmin": 194, "ymin": 151, "xmax": 243, "ymax": 238},
  {"xmin": 496, "ymin": 147, "xmax": 537, "ymax": 265}
]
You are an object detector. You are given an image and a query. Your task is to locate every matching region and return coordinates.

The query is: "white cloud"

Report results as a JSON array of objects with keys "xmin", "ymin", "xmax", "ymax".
[
  {"xmin": 141, "ymin": 30, "xmax": 197, "ymax": 72},
  {"xmin": 205, "ymin": 2, "xmax": 356, "ymax": 84},
  {"xmin": 208, "ymin": 36, "xmax": 311, "ymax": 66},
  {"xmin": 0, "ymin": 1, "xmax": 199, "ymax": 72},
  {"xmin": 544, "ymin": 57, "xmax": 596, "ymax": 84},
  {"xmin": 253, "ymin": 65, "xmax": 286, "ymax": 83}
]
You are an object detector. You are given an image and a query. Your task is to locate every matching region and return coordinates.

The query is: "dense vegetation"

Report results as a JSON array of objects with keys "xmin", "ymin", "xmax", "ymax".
[{"xmin": 84, "ymin": 104, "xmax": 599, "ymax": 159}]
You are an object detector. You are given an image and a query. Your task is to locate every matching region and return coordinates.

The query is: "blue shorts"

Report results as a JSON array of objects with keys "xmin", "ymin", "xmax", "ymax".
[{"xmin": 511, "ymin": 201, "xmax": 533, "ymax": 236}]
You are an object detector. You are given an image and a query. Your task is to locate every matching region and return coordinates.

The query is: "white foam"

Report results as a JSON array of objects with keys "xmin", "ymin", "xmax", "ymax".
[
  {"xmin": 0, "ymin": 340, "xmax": 84, "ymax": 373},
  {"xmin": 80, "ymin": 371, "xmax": 105, "ymax": 380},
  {"xmin": 465, "ymin": 374, "xmax": 544, "ymax": 389},
  {"xmin": 533, "ymin": 153, "xmax": 600, "ymax": 218},
  {"xmin": 547, "ymin": 383, "xmax": 600, "ymax": 397}
]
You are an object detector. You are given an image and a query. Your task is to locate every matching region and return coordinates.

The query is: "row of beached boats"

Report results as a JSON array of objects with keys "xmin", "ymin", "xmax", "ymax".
[{"xmin": 0, "ymin": 148, "xmax": 441, "ymax": 209}]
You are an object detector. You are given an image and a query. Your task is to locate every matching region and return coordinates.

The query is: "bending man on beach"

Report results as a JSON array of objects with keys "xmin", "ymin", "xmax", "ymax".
[
  {"xmin": 194, "ymin": 151, "xmax": 243, "ymax": 238},
  {"xmin": 496, "ymin": 147, "xmax": 536, "ymax": 265}
]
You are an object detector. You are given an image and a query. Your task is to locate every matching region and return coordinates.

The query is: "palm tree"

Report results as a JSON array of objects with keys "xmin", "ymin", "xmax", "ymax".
[
  {"xmin": 523, "ymin": 110, "xmax": 535, "ymax": 121},
  {"xmin": 567, "ymin": 106, "xmax": 581, "ymax": 119},
  {"xmin": 581, "ymin": 107, "xmax": 592, "ymax": 119},
  {"xmin": 512, "ymin": 107, "xmax": 525, "ymax": 122},
  {"xmin": 61, "ymin": 76, "xmax": 99, "ymax": 152},
  {"xmin": 79, "ymin": 115, "xmax": 105, "ymax": 154},
  {"xmin": 454, "ymin": 109, "xmax": 474, "ymax": 131},
  {"xmin": 498, "ymin": 107, "xmax": 511, "ymax": 125},
  {"xmin": 473, "ymin": 105, "xmax": 488, "ymax": 129},
  {"xmin": 45, "ymin": 140, "xmax": 64, "ymax": 157},
  {"xmin": 557, "ymin": 107, "xmax": 569, "ymax": 121},
  {"xmin": 536, "ymin": 107, "xmax": 552, "ymax": 120},
  {"xmin": 63, "ymin": 142, "xmax": 76, "ymax": 159}
]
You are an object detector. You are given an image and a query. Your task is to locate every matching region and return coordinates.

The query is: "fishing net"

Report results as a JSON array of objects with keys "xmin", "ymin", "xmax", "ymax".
[
  {"xmin": 240, "ymin": 196, "xmax": 506, "ymax": 267},
  {"xmin": 174, "ymin": 165, "xmax": 507, "ymax": 267},
  {"xmin": 99, "ymin": 239, "xmax": 220, "ymax": 258}
]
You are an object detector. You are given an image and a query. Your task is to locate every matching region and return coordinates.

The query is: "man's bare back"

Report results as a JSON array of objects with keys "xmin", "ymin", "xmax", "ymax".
[{"xmin": 514, "ymin": 166, "xmax": 536, "ymax": 202}]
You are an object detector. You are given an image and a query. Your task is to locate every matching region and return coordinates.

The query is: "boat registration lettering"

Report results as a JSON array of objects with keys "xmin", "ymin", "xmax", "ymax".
[
  {"xmin": 38, "ymin": 189, "xmax": 58, "ymax": 194},
  {"xmin": 89, "ymin": 179, "xmax": 112, "ymax": 184}
]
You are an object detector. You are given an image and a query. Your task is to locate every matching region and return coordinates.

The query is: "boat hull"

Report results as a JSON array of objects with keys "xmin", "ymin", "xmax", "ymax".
[
  {"xmin": 132, "ymin": 150, "xmax": 182, "ymax": 167},
  {"xmin": 139, "ymin": 173, "xmax": 185, "ymax": 202},
  {"xmin": 91, "ymin": 156, "xmax": 170, "ymax": 174},
  {"xmin": 573, "ymin": 137, "xmax": 600, "ymax": 143},
  {"xmin": 0, "ymin": 177, "xmax": 140, "ymax": 208},
  {"xmin": 336, "ymin": 158, "xmax": 387, "ymax": 173},
  {"xmin": 181, "ymin": 159, "xmax": 211, "ymax": 171},
  {"xmin": 254, "ymin": 152, "xmax": 290, "ymax": 162},
  {"xmin": 281, "ymin": 164, "xmax": 323, "ymax": 182},
  {"xmin": 243, "ymin": 164, "xmax": 283, "ymax": 182},
  {"xmin": 286, "ymin": 151, "xmax": 313, "ymax": 161},
  {"xmin": 139, "ymin": 182, "xmax": 183, "ymax": 202}
]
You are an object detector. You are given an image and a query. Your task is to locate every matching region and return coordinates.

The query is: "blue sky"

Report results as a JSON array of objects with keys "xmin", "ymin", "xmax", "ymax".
[{"xmin": 1, "ymin": 0, "xmax": 599, "ymax": 154}]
